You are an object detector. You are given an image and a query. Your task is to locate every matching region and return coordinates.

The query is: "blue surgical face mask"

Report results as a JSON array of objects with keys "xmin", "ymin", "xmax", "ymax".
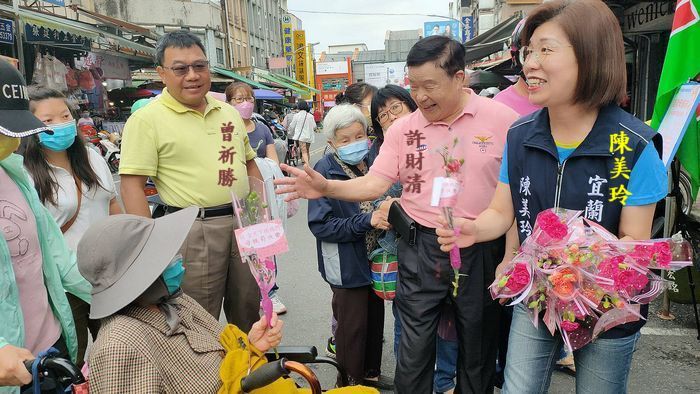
[
  {"xmin": 336, "ymin": 139, "xmax": 369, "ymax": 165},
  {"xmin": 39, "ymin": 120, "xmax": 77, "ymax": 151},
  {"xmin": 162, "ymin": 255, "xmax": 185, "ymax": 295}
]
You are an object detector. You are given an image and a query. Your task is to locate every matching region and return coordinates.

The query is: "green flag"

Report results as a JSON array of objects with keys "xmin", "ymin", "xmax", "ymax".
[{"xmin": 650, "ymin": 0, "xmax": 700, "ymax": 200}]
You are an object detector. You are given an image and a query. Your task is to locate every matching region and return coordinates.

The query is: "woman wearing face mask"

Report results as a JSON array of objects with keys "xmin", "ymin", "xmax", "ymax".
[
  {"xmin": 225, "ymin": 82, "xmax": 279, "ymax": 162},
  {"xmin": 307, "ymin": 104, "xmax": 393, "ymax": 390},
  {"xmin": 0, "ymin": 61, "xmax": 91, "ymax": 391},
  {"xmin": 437, "ymin": 1, "xmax": 667, "ymax": 392},
  {"xmin": 19, "ymin": 86, "xmax": 121, "ymax": 367}
]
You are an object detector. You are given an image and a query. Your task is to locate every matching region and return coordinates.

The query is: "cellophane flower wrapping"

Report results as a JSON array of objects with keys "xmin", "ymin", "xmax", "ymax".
[
  {"xmin": 490, "ymin": 208, "xmax": 693, "ymax": 352},
  {"xmin": 436, "ymin": 138, "xmax": 464, "ymax": 297},
  {"xmin": 232, "ymin": 177, "xmax": 278, "ymax": 326}
]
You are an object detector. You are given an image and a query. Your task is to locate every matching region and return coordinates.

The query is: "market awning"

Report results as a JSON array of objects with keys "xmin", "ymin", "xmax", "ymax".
[
  {"xmin": 253, "ymin": 89, "xmax": 284, "ymax": 100},
  {"xmin": 255, "ymin": 72, "xmax": 309, "ymax": 96},
  {"xmin": 464, "ymin": 14, "xmax": 521, "ymax": 63},
  {"xmin": 468, "ymin": 70, "xmax": 513, "ymax": 90},
  {"xmin": 20, "ymin": 8, "xmax": 98, "ymax": 50},
  {"xmin": 132, "ymin": 68, "xmax": 236, "ymax": 83},
  {"xmin": 19, "ymin": 7, "xmax": 155, "ymax": 58},
  {"xmin": 212, "ymin": 67, "xmax": 270, "ymax": 90},
  {"xmin": 267, "ymin": 72, "xmax": 320, "ymax": 94},
  {"xmin": 67, "ymin": 5, "xmax": 156, "ymax": 39}
]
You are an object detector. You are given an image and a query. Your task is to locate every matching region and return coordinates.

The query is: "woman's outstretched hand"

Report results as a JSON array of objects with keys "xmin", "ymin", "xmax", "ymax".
[
  {"xmin": 435, "ymin": 215, "xmax": 478, "ymax": 252},
  {"xmin": 275, "ymin": 164, "xmax": 329, "ymax": 201}
]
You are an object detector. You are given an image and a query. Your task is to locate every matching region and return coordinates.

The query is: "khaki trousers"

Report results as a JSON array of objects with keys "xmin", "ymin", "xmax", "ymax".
[{"xmin": 178, "ymin": 215, "xmax": 260, "ymax": 332}]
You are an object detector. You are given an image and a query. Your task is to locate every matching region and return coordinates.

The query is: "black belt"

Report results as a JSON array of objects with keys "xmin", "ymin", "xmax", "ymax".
[
  {"xmin": 165, "ymin": 205, "xmax": 234, "ymax": 219},
  {"xmin": 414, "ymin": 221, "xmax": 436, "ymax": 234}
]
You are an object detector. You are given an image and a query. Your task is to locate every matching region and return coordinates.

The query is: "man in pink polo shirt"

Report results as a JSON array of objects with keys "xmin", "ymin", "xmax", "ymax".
[{"xmin": 278, "ymin": 36, "xmax": 518, "ymax": 393}]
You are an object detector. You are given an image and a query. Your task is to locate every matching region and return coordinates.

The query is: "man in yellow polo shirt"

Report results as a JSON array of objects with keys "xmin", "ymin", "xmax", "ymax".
[{"xmin": 119, "ymin": 30, "xmax": 261, "ymax": 331}]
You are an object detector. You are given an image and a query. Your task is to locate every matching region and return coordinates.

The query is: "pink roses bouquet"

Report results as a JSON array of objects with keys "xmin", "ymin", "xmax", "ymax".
[{"xmin": 490, "ymin": 208, "xmax": 692, "ymax": 351}]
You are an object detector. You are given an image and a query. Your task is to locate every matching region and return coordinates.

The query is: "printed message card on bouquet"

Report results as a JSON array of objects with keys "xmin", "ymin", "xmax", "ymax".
[{"xmin": 489, "ymin": 208, "xmax": 693, "ymax": 352}]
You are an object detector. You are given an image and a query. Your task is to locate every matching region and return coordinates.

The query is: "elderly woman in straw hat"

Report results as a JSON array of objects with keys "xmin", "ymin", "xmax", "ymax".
[{"xmin": 76, "ymin": 208, "xmax": 284, "ymax": 392}]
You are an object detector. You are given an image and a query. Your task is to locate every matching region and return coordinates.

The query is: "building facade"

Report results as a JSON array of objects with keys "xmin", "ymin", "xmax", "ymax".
[
  {"xmin": 246, "ymin": 0, "xmax": 284, "ymax": 70},
  {"xmin": 223, "ymin": 0, "xmax": 252, "ymax": 71},
  {"xmin": 74, "ymin": 0, "xmax": 229, "ymax": 68}
]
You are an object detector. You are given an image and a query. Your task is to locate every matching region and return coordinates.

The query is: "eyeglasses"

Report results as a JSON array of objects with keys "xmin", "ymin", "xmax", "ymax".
[
  {"xmin": 161, "ymin": 61, "xmax": 210, "ymax": 76},
  {"xmin": 518, "ymin": 45, "xmax": 572, "ymax": 65},
  {"xmin": 376, "ymin": 102, "xmax": 405, "ymax": 124},
  {"xmin": 231, "ymin": 96, "xmax": 255, "ymax": 104}
]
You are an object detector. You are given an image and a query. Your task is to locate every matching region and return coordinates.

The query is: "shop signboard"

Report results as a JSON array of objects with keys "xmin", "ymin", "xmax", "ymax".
[
  {"xmin": 0, "ymin": 18, "xmax": 13, "ymax": 45},
  {"xmin": 293, "ymin": 30, "xmax": 307, "ymax": 85},
  {"xmin": 621, "ymin": 1, "xmax": 675, "ymax": 33},
  {"xmin": 41, "ymin": 0, "xmax": 66, "ymax": 6},
  {"xmin": 462, "ymin": 16, "xmax": 474, "ymax": 42},
  {"xmin": 98, "ymin": 54, "xmax": 130, "ymax": 80},
  {"xmin": 74, "ymin": 52, "xmax": 130, "ymax": 80},
  {"xmin": 364, "ymin": 62, "xmax": 408, "ymax": 88},
  {"xmin": 24, "ymin": 23, "xmax": 91, "ymax": 50},
  {"xmin": 282, "ymin": 14, "xmax": 293, "ymax": 65},
  {"xmin": 424, "ymin": 20, "xmax": 461, "ymax": 40},
  {"xmin": 268, "ymin": 56, "xmax": 287, "ymax": 70},
  {"xmin": 316, "ymin": 61, "xmax": 348, "ymax": 76},
  {"xmin": 320, "ymin": 77, "xmax": 348, "ymax": 92}
]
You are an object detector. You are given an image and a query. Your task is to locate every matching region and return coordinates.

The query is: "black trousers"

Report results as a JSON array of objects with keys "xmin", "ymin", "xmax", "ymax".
[
  {"xmin": 394, "ymin": 228, "xmax": 504, "ymax": 394},
  {"xmin": 331, "ymin": 285, "xmax": 385, "ymax": 384}
]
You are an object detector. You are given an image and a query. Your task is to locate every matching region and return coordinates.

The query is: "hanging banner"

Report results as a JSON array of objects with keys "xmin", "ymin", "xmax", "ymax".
[
  {"xmin": 0, "ymin": 18, "xmax": 14, "ymax": 45},
  {"xmin": 282, "ymin": 14, "xmax": 293, "ymax": 65},
  {"xmin": 316, "ymin": 61, "xmax": 348, "ymax": 75},
  {"xmin": 364, "ymin": 62, "xmax": 408, "ymax": 88},
  {"xmin": 657, "ymin": 83, "xmax": 700, "ymax": 168},
  {"xmin": 424, "ymin": 20, "xmax": 460, "ymax": 40},
  {"xmin": 293, "ymin": 30, "xmax": 307, "ymax": 85},
  {"xmin": 24, "ymin": 23, "xmax": 92, "ymax": 50}
]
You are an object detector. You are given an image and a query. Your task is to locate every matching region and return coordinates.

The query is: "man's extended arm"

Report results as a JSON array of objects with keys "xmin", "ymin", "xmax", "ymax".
[{"xmin": 276, "ymin": 164, "xmax": 392, "ymax": 202}]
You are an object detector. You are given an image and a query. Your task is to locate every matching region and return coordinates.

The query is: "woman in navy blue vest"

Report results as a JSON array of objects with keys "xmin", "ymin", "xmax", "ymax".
[{"xmin": 437, "ymin": 1, "xmax": 667, "ymax": 393}]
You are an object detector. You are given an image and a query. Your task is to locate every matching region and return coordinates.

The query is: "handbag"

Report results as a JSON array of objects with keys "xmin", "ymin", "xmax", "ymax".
[
  {"xmin": 369, "ymin": 250, "xmax": 398, "ymax": 300},
  {"xmin": 60, "ymin": 176, "xmax": 82, "ymax": 234}
]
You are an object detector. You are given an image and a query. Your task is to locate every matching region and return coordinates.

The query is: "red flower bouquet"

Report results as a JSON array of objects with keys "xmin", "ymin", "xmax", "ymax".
[{"xmin": 490, "ymin": 209, "xmax": 692, "ymax": 351}]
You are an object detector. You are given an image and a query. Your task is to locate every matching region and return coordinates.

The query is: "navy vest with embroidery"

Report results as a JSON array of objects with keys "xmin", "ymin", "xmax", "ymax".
[
  {"xmin": 506, "ymin": 105, "xmax": 662, "ymax": 338},
  {"xmin": 507, "ymin": 104, "xmax": 662, "ymax": 245}
]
